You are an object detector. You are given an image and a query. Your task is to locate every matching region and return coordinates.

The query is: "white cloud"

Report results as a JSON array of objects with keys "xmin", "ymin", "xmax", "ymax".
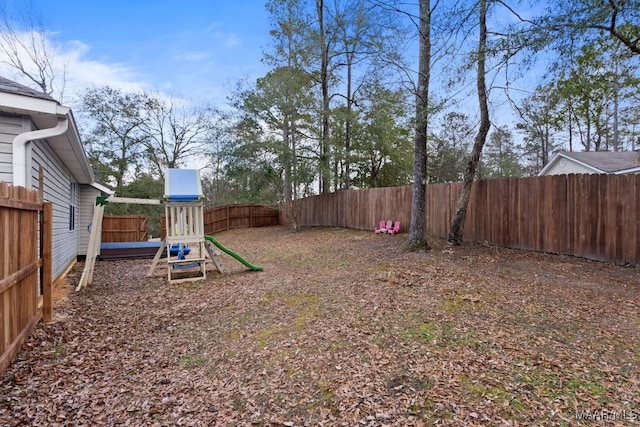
[
  {"xmin": 0, "ymin": 27, "xmax": 257, "ymax": 110},
  {"xmin": 224, "ymin": 35, "xmax": 239, "ymax": 48},
  {"xmin": 203, "ymin": 22, "xmax": 222, "ymax": 34},
  {"xmin": 0, "ymin": 31, "xmax": 148, "ymax": 104},
  {"xmin": 64, "ymin": 40, "xmax": 147, "ymax": 93},
  {"xmin": 175, "ymin": 51, "xmax": 212, "ymax": 62}
]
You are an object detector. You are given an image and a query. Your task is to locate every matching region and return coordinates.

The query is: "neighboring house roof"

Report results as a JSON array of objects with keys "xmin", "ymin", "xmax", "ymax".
[
  {"xmin": 0, "ymin": 76, "xmax": 95, "ymax": 184},
  {"xmin": 539, "ymin": 150, "xmax": 640, "ymax": 175}
]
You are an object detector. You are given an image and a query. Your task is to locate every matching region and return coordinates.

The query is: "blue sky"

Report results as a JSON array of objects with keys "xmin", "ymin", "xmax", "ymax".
[
  {"xmin": 2, "ymin": 0, "xmax": 553, "ymax": 130},
  {"xmin": 3, "ymin": 0, "xmax": 273, "ymax": 105}
]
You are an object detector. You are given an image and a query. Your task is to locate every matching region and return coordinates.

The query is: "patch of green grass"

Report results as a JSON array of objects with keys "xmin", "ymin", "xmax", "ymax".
[
  {"xmin": 315, "ymin": 381, "xmax": 340, "ymax": 417},
  {"xmin": 178, "ymin": 351, "xmax": 208, "ymax": 368},
  {"xmin": 467, "ymin": 382, "xmax": 512, "ymax": 403},
  {"xmin": 374, "ymin": 261, "xmax": 391, "ymax": 271},
  {"xmin": 512, "ymin": 365, "xmax": 611, "ymax": 406},
  {"xmin": 438, "ymin": 323, "xmax": 481, "ymax": 348},
  {"xmin": 287, "ymin": 293, "xmax": 322, "ymax": 326},
  {"xmin": 228, "ymin": 312, "xmax": 254, "ymax": 328},
  {"xmin": 319, "ymin": 382, "xmax": 334, "ymax": 401},
  {"xmin": 231, "ymin": 394, "xmax": 246, "ymax": 413},
  {"xmin": 441, "ymin": 293, "xmax": 484, "ymax": 314},
  {"xmin": 53, "ymin": 344, "xmax": 66, "ymax": 358},
  {"xmin": 404, "ymin": 322, "xmax": 439, "ymax": 344},
  {"xmin": 566, "ymin": 376, "xmax": 609, "ymax": 404},
  {"xmin": 460, "ymin": 376, "xmax": 526, "ymax": 419},
  {"xmin": 401, "ymin": 320, "xmax": 478, "ymax": 348},
  {"xmin": 252, "ymin": 293, "xmax": 325, "ymax": 346},
  {"xmin": 254, "ymin": 326, "xmax": 285, "ymax": 347},
  {"xmin": 227, "ymin": 329, "xmax": 242, "ymax": 341},
  {"xmin": 419, "ymin": 398, "xmax": 454, "ymax": 422},
  {"xmin": 329, "ymin": 339, "xmax": 346, "ymax": 351}
]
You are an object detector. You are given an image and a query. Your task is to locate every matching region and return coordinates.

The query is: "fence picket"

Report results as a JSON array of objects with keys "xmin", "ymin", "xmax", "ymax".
[{"xmin": 1, "ymin": 183, "xmax": 45, "ymax": 374}]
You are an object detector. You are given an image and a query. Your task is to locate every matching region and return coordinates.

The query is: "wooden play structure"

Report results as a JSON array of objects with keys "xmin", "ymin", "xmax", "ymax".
[
  {"xmin": 78, "ymin": 168, "xmax": 260, "ymax": 290},
  {"xmin": 145, "ymin": 169, "xmax": 224, "ymax": 283}
]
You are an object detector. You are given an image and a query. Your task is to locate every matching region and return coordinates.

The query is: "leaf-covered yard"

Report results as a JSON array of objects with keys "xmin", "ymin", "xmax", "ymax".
[{"xmin": 1, "ymin": 226, "xmax": 639, "ymax": 426}]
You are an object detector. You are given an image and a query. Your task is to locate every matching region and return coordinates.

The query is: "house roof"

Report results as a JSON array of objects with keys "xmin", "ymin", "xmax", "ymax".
[
  {"xmin": 0, "ymin": 76, "xmax": 95, "ymax": 184},
  {"xmin": 540, "ymin": 150, "xmax": 640, "ymax": 175},
  {"xmin": 0, "ymin": 76, "xmax": 56, "ymax": 101}
]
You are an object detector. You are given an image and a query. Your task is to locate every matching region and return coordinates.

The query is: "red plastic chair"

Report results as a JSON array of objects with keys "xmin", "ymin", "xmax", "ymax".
[
  {"xmin": 387, "ymin": 221, "xmax": 401, "ymax": 235},
  {"xmin": 374, "ymin": 220, "xmax": 387, "ymax": 234}
]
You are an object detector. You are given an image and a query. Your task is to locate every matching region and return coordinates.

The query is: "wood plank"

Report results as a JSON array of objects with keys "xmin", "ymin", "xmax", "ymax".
[
  {"xmin": 596, "ymin": 175, "xmax": 608, "ymax": 261},
  {"xmin": 0, "ymin": 311, "xmax": 41, "ymax": 374},
  {"xmin": 0, "ymin": 260, "xmax": 41, "ymax": 295},
  {"xmin": 77, "ymin": 203, "xmax": 104, "ymax": 290},
  {"xmin": 0, "ymin": 196, "xmax": 41, "ymax": 211},
  {"xmin": 1, "ymin": 182, "xmax": 42, "ymax": 372},
  {"xmin": 107, "ymin": 196, "xmax": 162, "ymax": 205},
  {"xmin": 42, "ymin": 202, "xmax": 52, "ymax": 323},
  {"xmin": 635, "ymin": 175, "xmax": 640, "ymax": 266}
]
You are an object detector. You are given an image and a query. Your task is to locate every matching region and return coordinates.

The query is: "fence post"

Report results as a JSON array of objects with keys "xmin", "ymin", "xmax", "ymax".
[{"xmin": 42, "ymin": 202, "xmax": 52, "ymax": 323}]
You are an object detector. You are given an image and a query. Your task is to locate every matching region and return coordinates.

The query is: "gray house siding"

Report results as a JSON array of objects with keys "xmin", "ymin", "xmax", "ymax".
[
  {"xmin": 2, "ymin": 78, "xmax": 96, "ymax": 286},
  {"xmin": 0, "ymin": 114, "xmax": 22, "ymax": 182},
  {"xmin": 543, "ymin": 159, "xmax": 596, "ymax": 175},
  {"xmin": 30, "ymin": 134, "xmax": 79, "ymax": 280},
  {"xmin": 78, "ymin": 185, "xmax": 100, "ymax": 256}
]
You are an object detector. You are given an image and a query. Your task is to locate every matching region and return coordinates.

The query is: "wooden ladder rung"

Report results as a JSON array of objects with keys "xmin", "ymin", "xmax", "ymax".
[{"xmin": 168, "ymin": 258, "xmax": 205, "ymax": 265}]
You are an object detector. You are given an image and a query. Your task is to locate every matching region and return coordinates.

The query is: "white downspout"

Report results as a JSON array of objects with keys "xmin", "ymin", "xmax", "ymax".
[{"xmin": 13, "ymin": 116, "xmax": 69, "ymax": 187}]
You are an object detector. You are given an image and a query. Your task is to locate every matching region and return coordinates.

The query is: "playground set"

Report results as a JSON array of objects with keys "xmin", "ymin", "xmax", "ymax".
[{"xmin": 77, "ymin": 169, "xmax": 261, "ymax": 290}]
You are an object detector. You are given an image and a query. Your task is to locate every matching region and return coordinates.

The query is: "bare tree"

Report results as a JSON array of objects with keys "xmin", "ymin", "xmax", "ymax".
[
  {"xmin": 448, "ymin": 0, "xmax": 490, "ymax": 245},
  {"xmin": 0, "ymin": 1, "xmax": 66, "ymax": 99},
  {"xmin": 142, "ymin": 94, "xmax": 218, "ymax": 180}
]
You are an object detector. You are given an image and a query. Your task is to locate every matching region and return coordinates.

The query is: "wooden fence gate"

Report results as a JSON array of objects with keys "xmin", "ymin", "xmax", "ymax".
[{"xmin": 0, "ymin": 182, "xmax": 52, "ymax": 374}]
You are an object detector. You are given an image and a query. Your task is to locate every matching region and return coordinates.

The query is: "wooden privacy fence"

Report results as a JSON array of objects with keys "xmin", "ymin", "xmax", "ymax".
[
  {"xmin": 292, "ymin": 174, "xmax": 640, "ymax": 267},
  {"xmin": 0, "ymin": 182, "xmax": 52, "ymax": 374},
  {"xmin": 291, "ymin": 186, "xmax": 414, "ymax": 232},
  {"xmin": 161, "ymin": 204, "xmax": 279, "ymax": 238},
  {"xmin": 101, "ymin": 214, "xmax": 148, "ymax": 242}
]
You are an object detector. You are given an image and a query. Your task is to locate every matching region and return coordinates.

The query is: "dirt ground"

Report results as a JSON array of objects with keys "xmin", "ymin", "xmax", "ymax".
[{"xmin": 1, "ymin": 226, "xmax": 639, "ymax": 426}]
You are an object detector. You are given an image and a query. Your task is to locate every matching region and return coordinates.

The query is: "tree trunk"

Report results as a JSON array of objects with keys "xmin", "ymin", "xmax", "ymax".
[
  {"xmin": 292, "ymin": 123, "xmax": 298, "ymax": 200},
  {"xmin": 345, "ymin": 58, "xmax": 353, "ymax": 190},
  {"xmin": 316, "ymin": 0, "xmax": 331, "ymax": 194},
  {"xmin": 407, "ymin": 0, "xmax": 431, "ymax": 251},
  {"xmin": 283, "ymin": 124, "xmax": 292, "ymax": 202},
  {"xmin": 448, "ymin": 0, "xmax": 490, "ymax": 246}
]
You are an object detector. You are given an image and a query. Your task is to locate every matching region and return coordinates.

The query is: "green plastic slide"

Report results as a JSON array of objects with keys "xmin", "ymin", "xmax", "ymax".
[{"xmin": 204, "ymin": 235, "xmax": 263, "ymax": 271}]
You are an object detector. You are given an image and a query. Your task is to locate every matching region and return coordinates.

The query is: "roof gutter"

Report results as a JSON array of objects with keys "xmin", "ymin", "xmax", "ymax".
[{"xmin": 13, "ymin": 113, "xmax": 69, "ymax": 187}]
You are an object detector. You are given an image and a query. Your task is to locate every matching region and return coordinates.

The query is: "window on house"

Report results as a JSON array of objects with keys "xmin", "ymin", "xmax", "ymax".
[
  {"xmin": 69, "ymin": 205, "xmax": 76, "ymax": 230},
  {"xmin": 69, "ymin": 181, "xmax": 76, "ymax": 231}
]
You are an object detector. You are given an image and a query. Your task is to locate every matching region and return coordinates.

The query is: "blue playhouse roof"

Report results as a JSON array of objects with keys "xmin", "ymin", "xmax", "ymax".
[{"xmin": 164, "ymin": 168, "xmax": 203, "ymax": 201}]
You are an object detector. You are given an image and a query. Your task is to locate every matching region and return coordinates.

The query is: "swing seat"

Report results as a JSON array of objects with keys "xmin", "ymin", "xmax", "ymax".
[{"xmin": 172, "ymin": 261, "xmax": 201, "ymax": 269}]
